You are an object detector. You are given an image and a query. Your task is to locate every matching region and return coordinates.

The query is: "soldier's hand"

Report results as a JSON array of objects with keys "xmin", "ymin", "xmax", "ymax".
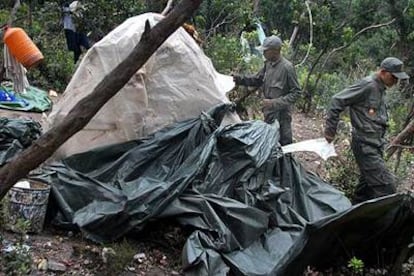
[{"xmin": 325, "ymin": 134, "xmax": 334, "ymax": 143}]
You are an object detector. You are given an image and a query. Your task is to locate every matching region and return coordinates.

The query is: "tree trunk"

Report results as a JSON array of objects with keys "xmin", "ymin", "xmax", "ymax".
[
  {"xmin": 8, "ymin": 0, "xmax": 20, "ymax": 25},
  {"xmin": 288, "ymin": 25, "xmax": 299, "ymax": 47},
  {"xmin": 0, "ymin": 0, "xmax": 203, "ymax": 199},
  {"xmin": 253, "ymin": 0, "xmax": 260, "ymax": 17},
  {"xmin": 387, "ymin": 119, "xmax": 414, "ymax": 156}
]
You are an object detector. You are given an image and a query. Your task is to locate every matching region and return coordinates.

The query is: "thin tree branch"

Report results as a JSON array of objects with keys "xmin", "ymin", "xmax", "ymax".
[
  {"xmin": 204, "ymin": 14, "xmax": 238, "ymax": 41},
  {"xmin": 322, "ymin": 18, "xmax": 396, "ymax": 68},
  {"xmin": 297, "ymin": 0, "xmax": 313, "ymax": 67}
]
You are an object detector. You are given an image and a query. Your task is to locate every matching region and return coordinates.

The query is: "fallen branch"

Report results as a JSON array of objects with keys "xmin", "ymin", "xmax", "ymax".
[
  {"xmin": 389, "ymin": 144, "xmax": 414, "ymax": 150},
  {"xmin": 387, "ymin": 119, "xmax": 414, "ymax": 157},
  {"xmin": 0, "ymin": 0, "xmax": 203, "ymax": 199}
]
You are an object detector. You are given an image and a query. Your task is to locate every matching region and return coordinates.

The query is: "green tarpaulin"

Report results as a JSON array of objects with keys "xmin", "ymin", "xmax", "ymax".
[{"xmin": 0, "ymin": 83, "xmax": 52, "ymax": 112}]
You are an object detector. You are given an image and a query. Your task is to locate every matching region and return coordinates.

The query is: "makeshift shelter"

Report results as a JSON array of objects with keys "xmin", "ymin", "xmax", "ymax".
[{"xmin": 47, "ymin": 12, "xmax": 235, "ymax": 158}]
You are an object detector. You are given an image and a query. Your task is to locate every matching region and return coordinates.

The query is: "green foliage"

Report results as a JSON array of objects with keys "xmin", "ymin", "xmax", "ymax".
[
  {"xmin": 386, "ymin": 86, "xmax": 412, "ymax": 133},
  {"xmin": 314, "ymin": 72, "xmax": 348, "ymax": 109},
  {"xmin": 1, "ymin": 192, "xmax": 33, "ymax": 275},
  {"xmin": 342, "ymin": 27, "xmax": 354, "ymax": 44},
  {"xmin": 258, "ymin": 0, "xmax": 303, "ymax": 37},
  {"xmin": 81, "ymin": 0, "xmax": 146, "ymax": 42},
  {"xmin": 392, "ymin": 151, "xmax": 414, "ymax": 183},
  {"xmin": 205, "ymin": 34, "xmax": 247, "ymax": 74},
  {"xmin": 324, "ymin": 142, "xmax": 359, "ymax": 199},
  {"xmin": 347, "ymin": 256, "xmax": 364, "ymax": 275},
  {"xmin": 204, "ymin": 34, "xmax": 241, "ymax": 73},
  {"xmin": 297, "ymin": 68, "xmax": 349, "ymax": 112},
  {"xmin": 0, "ymin": 196, "xmax": 7, "ymax": 227},
  {"xmin": 196, "ymin": 0, "xmax": 253, "ymax": 35},
  {"xmin": 12, "ymin": 218, "xmax": 31, "ymax": 235},
  {"xmin": 0, "ymin": 214, "xmax": 32, "ymax": 275},
  {"xmin": 0, "ymin": 9, "xmax": 8, "ymax": 23},
  {"xmin": 2, "ymin": 242, "xmax": 32, "ymax": 276},
  {"xmin": 105, "ymin": 239, "xmax": 136, "ymax": 274}
]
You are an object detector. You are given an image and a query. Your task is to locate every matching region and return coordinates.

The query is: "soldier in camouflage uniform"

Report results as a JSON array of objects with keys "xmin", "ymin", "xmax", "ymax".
[
  {"xmin": 324, "ymin": 57, "xmax": 409, "ymax": 203},
  {"xmin": 233, "ymin": 35, "xmax": 302, "ymax": 145}
]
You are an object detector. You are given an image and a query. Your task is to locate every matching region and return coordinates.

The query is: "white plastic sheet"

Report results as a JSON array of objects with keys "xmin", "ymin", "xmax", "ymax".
[
  {"xmin": 47, "ymin": 13, "xmax": 236, "ymax": 158},
  {"xmin": 282, "ymin": 138, "xmax": 337, "ymax": 160}
]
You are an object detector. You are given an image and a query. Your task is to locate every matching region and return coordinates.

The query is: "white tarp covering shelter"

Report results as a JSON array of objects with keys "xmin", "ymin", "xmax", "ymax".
[{"xmin": 47, "ymin": 13, "xmax": 235, "ymax": 158}]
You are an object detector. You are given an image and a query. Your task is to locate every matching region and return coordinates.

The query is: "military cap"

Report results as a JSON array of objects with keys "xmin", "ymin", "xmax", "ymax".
[
  {"xmin": 380, "ymin": 57, "xmax": 409, "ymax": 79},
  {"xmin": 261, "ymin": 35, "xmax": 282, "ymax": 50}
]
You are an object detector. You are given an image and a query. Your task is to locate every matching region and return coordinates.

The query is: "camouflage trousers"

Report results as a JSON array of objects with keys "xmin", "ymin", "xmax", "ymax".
[
  {"xmin": 264, "ymin": 110, "xmax": 292, "ymax": 146},
  {"xmin": 351, "ymin": 139, "xmax": 396, "ymax": 204}
]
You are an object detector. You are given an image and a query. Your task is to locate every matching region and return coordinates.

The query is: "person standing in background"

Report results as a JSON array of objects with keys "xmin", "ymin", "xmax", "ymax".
[
  {"xmin": 233, "ymin": 35, "xmax": 302, "ymax": 145},
  {"xmin": 62, "ymin": 1, "xmax": 90, "ymax": 63}
]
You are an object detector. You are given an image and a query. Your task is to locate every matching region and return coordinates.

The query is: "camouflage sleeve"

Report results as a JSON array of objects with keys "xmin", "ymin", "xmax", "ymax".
[
  {"xmin": 272, "ymin": 64, "xmax": 302, "ymax": 109},
  {"xmin": 324, "ymin": 81, "xmax": 367, "ymax": 137},
  {"xmin": 234, "ymin": 66, "xmax": 265, "ymax": 87}
]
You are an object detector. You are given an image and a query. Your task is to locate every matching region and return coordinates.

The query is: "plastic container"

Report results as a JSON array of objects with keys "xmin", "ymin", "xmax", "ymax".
[
  {"xmin": 5, "ymin": 180, "xmax": 51, "ymax": 233},
  {"xmin": 3, "ymin": 27, "xmax": 44, "ymax": 69}
]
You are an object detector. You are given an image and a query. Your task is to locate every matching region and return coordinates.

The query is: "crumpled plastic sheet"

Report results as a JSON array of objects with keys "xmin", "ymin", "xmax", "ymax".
[{"xmin": 0, "ymin": 117, "xmax": 42, "ymax": 166}]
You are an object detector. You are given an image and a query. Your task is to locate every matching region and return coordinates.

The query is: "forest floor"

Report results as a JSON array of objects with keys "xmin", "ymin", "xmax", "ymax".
[{"xmin": 0, "ymin": 107, "xmax": 413, "ymax": 275}]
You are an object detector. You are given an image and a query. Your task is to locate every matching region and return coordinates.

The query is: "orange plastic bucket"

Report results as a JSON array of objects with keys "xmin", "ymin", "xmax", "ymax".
[{"xmin": 3, "ymin": 27, "xmax": 44, "ymax": 68}]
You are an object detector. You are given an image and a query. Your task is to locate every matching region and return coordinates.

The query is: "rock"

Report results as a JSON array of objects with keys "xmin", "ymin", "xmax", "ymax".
[
  {"xmin": 37, "ymin": 258, "xmax": 48, "ymax": 270},
  {"xmin": 134, "ymin": 253, "xmax": 147, "ymax": 263},
  {"xmin": 49, "ymin": 90, "xmax": 58, "ymax": 97},
  {"xmin": 101, "ymin": 247, "xmax": 116, "ymax": 263},
  {"xmin": 146, "ymin": 267, "xmax": 166, "ymax": 276},
  {"xmin": 47, "ymin": 259, "xmax": 67, "ymax": 272}
]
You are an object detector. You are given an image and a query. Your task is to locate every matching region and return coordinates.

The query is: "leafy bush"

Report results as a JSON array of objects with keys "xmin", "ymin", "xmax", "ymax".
[
  {"xmin": 324, "ymin": 142, "xmax": 359, "ymax": 198},
  {"xmin": 2, "ymin": 242, "xmax": 32, "ymax": 276},
  {"xmin": 104, "ymin": 239, "xmax": 136, "ymax": 274},
  {"xmin": 204, "ymin": 34, "xmax": 245, "ymax": 74},
  {"xmin": 348, "ymin": 256, "xmax": 364, "ymax": 275},
  {"xmin": 0, "ymin": 216, "xmax": 32, "ymax": 276}
]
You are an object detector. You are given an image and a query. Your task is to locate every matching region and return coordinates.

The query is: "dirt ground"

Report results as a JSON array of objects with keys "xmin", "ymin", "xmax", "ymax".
[{"xmin": 0, "ymin": 107, "xmax": 413, "ymax": 275}]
